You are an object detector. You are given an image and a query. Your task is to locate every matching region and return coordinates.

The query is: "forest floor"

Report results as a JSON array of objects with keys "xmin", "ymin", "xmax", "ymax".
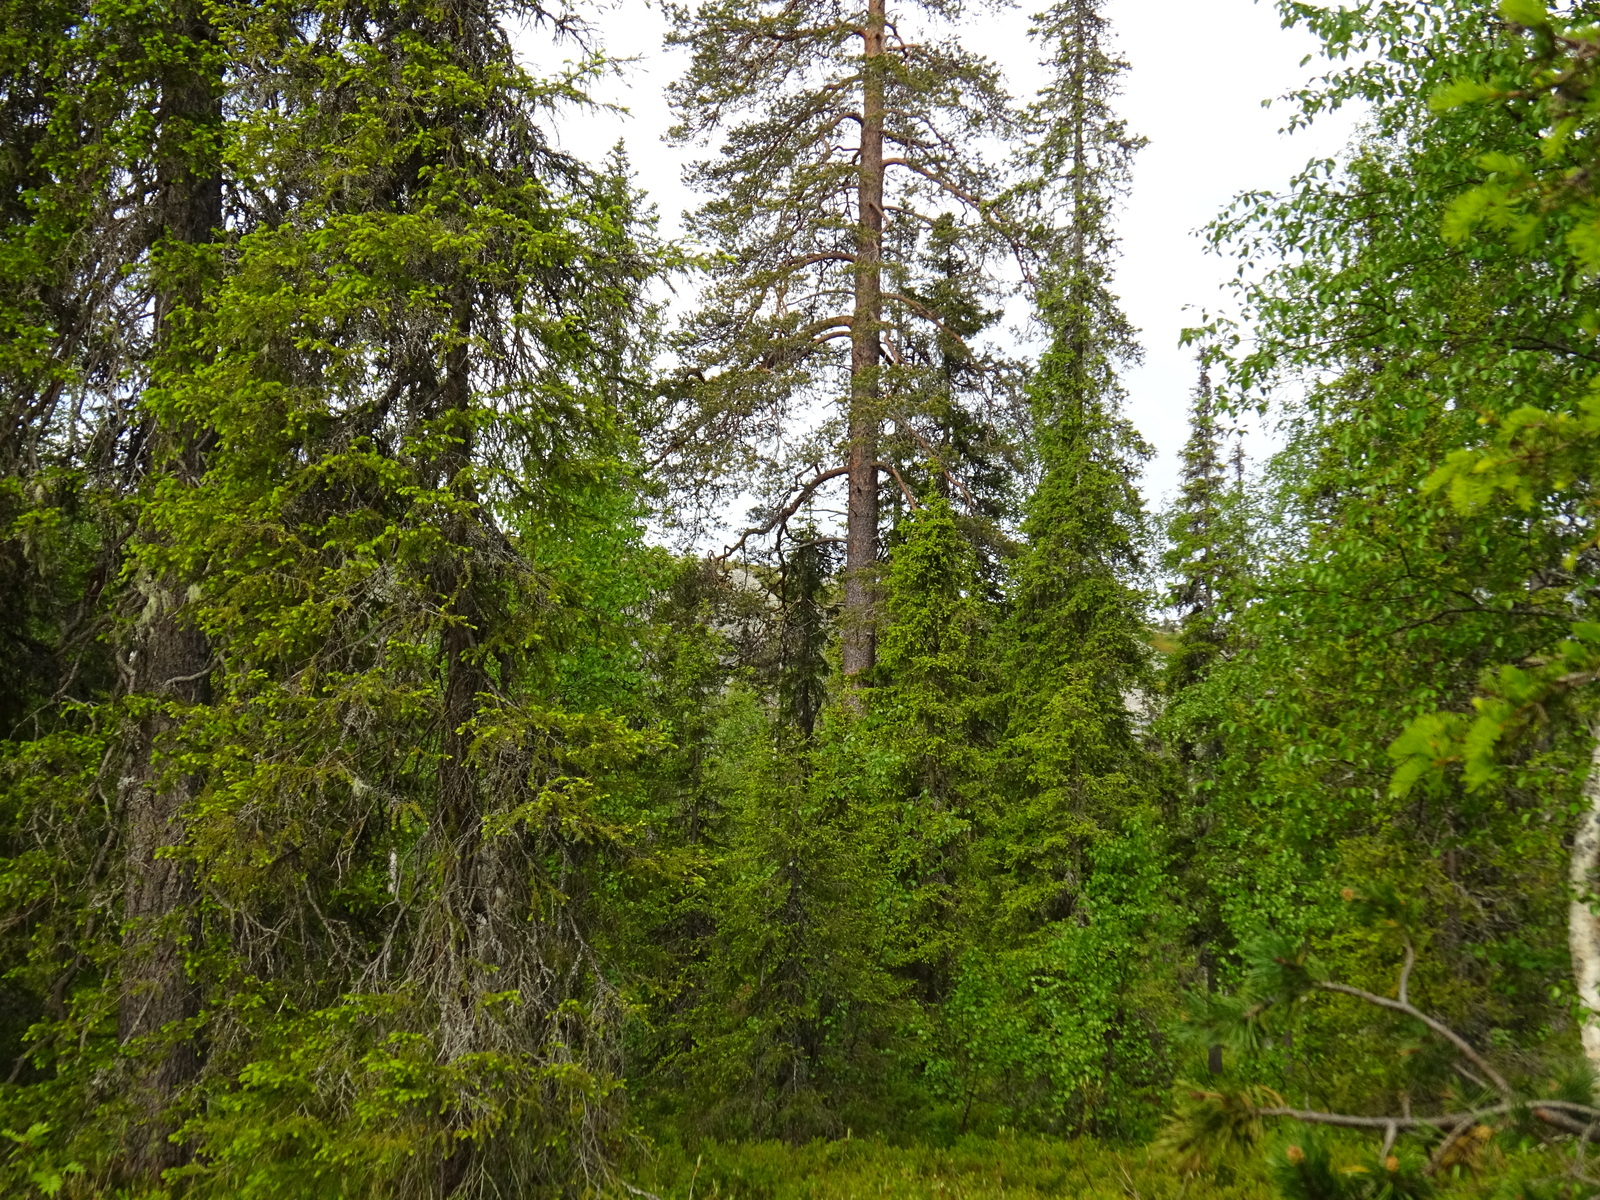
[{"xmin": 620, "ymin": 1134, "xmax": 1275, "ymax": 1200}]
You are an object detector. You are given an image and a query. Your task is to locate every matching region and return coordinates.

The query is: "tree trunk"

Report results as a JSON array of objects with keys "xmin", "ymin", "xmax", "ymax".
[
  {"xmin": 1569, "ymin": 724, "xmax": 1600, "ymax": 1070},
  {"xmin": 117, "ymin": 0, "xmax": 221, "ymax": 1174},
  {"xmin": 434, "ymin": 288, "xmax": 487, "ymax": 1064},
  {"xmin": 430, "ymin": 290, "xmax": 492, "ymax": 1196},
  {"xmin": 843, "ymin": 0, "xmax": 885, "ymax": 680},
  {"xmin": 119, "ymin": 613, "xmax": 210, "ymax": 1174},
  {"xmin": 1199, "ymin": 944, "xmax": 1224, "ymax": 1076}
]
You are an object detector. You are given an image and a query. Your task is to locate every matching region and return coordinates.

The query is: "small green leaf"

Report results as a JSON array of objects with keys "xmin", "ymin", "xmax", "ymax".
[
  {"xmin": 1500, "ymin": 0, "xmax": 1550, "ymax": 27},
  {"xmin": 1429, "ymin": 77, "xmax": 1497, "ymax": 111},
  {"xmin": 1476, "ymin": 151, "xmax": 1529, "ymax": 176}
]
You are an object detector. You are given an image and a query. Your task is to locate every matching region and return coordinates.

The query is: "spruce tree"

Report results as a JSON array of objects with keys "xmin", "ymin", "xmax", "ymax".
[
  {"xmin": 1157, "ymin": 360, "xmax": 1252, "ymax": 1076},
  {"xmin": 0, "ymin": 0, "xmax": 658, "ymax": 1190},
  {"xmin": 116, "ymin": 0, "xmax": 225, "ymax": 1171},
  {"xmin": 999, "ymin": 0, "xmax": 1149, "ymax": 926},
  {"xmin": 958, "ymin": 0, "xmax": 1170, "ymax": 1129},
  {"xmin": 1162, "ymin": 361, "xmax": 1244, "ymax": 702},
  {"xmin": 870, "ymin": 497, "xmax": 992, "ymax": 997},
  {"xmin": 999, "ymin": 380, "xmax": 1150, "ymax": 923},
  {"xmin": 0, "ymin": 0, "xmax": 230, "ymax": 1171}
]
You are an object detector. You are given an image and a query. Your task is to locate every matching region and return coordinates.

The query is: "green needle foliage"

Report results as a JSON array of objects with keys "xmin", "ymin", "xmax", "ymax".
[
  {"xmin": 15, "ymin": 0, "xmax": 1600, "ymax": 1193},
  {"xmin": 1, "ymin": 0, "xmax": 658, "ymax": 1191},
  {"xmin": 1162, "ymin": 363, "xmax": 1248, "ymax": 706}
]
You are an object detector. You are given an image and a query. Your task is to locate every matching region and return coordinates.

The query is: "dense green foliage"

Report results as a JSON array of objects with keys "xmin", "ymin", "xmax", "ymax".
[{"xmin": 8, "ymin": 0, "xmax": 1600, "ymax": 1194}]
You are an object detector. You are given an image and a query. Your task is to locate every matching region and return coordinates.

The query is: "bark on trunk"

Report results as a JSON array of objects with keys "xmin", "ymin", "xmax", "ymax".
[
  {"xmin": 117, "ymin": 0, "xmax": 221, "ymax": 1173},
  {"xmin": 842, "ymin": 0, "xmax": 885, "ymax": 681},
  {"xmin": 1199, "ymin": 945, "xmax": 1224, "ymax": 1076},
  {"xmin": 1569, "ymin": 724, "xmax": 1600, "ymax": 1070},
  {"xmin": 430, "ymin": 292, "xmax": 491, "ymax": 1196},
  {"xmin": 119, "ymin": 614, "xmax": 209, "ymax": 1173},
  {"xmin": 435, "ymin": 290, "xmax": 487, "ymax": 1059}
]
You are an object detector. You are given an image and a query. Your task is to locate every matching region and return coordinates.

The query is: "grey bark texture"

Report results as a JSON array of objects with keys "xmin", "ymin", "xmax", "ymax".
[{"xmin": 117, "ymin": 0, "xmax": 221, "ymax": 1174}]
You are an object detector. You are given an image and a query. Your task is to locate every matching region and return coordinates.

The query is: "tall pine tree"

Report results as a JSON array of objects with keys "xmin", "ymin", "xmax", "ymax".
[{"xmin": 662, "ymin": 0, "xmax": 1031, "ymax": 678}]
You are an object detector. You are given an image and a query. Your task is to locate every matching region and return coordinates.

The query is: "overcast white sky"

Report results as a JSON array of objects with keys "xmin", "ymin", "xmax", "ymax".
[{"xmin": 530, "ymin": 0, "xmax": 1362, "ymax": 512}]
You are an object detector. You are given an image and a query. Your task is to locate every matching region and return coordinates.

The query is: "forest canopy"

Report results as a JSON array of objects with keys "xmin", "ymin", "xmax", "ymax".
[{"xmin": 4, "ymin": 0, "xmax": 1600, "ymax": 1196}]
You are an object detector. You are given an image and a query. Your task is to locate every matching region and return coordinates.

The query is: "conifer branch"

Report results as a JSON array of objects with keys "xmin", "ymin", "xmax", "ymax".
[
  {"xmin": 874, "ymin": 460, "xmax": 918, "ymax": 509},
  {"xmin": 893, "ymin": 418, "xmax": 978, "ymax": 510},
  {"xmin": 880, "ymin": 292, "xmax": 971, "ymax": 349}
]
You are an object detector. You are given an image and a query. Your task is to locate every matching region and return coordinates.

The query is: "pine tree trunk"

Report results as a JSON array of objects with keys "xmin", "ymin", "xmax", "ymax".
[
  {"xmin": 1569, "ymin": 724, "xmax": 1600, "ymax": 1070},
  {"xmin": 843, "ymin": 0, "xmax": 885, "ymax": 680},
  {"xmin": 118, "ymin": 0, "xmax": 221, "ymax": 1174}
]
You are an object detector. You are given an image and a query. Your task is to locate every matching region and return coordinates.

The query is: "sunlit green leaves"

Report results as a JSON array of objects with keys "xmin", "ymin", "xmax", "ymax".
[
  {"xmin": 1499, "ymin": 0, "xmax": 1549, "ymax": 29},
  {"xmin": 1428, "ymin": 76, "xmax": 1502, "ymax": 111}
]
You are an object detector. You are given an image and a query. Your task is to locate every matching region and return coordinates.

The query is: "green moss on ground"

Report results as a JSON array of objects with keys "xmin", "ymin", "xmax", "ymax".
[
  {"xmin": 619, "ymin": 1131, "xmax": 1583, "ymax": 1200},
  {"xmin": 620, "ymin": 1134, "xmax": 1275, "ymax": 1200}
]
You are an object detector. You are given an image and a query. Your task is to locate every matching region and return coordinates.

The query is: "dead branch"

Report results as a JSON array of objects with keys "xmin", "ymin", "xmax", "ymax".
[
  {"xmin": 778, "ymin": 251, "xmax": 856, "ymax": 270},
  {"xmin": 893, "ymin": 418, "xmax": 978, "ymax": 510},
  {"xmin": 881, "ymin": 291, "xmax": 972, "ymax": 351},
  {"xmin": 1249, "ymin": 1099, "xmax": 1600, "ymax": 1149},
  {"xmin": 873, "ymin": 460, "xmax": 918, "ymax": 510},
  {"xmin": 1314, "ymin": 979, "xmax": 1514, "ymax": 1099},
  {"xmin": 1379, "ymin": 1121, "xmax": 1399, "ymax": 1162},
  {"xmin": 1255, "ymin": 1105, "xmax": 1499, "ymax": 1131},
  {"xmin": 717, "ymin": 466, "xmax": 851, "ymax": 561}
]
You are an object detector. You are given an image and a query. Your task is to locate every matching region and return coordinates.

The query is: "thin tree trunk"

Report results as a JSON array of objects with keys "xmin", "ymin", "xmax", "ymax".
[
  {"xmin": 843, "ymin": 0, "xmax": 885, "ymax": 680},
  {"xmin": 118, "ymin": 0, "xmax": 221, "ymax": 1174},
  {"xmin": 1199, "ymin": 945, "xmax": 1224, "ymax": 1076},
  {"xmin": 1569, "ymin": 724, "xmax": 1600, "ymax": 1070},
  {"xmin": 435, "ymin": 288, "xmax": 485, "ymax": 1059},
  {"xmin": 431, "ymin": 289, "xmax": 490, "ymax": 1197}
]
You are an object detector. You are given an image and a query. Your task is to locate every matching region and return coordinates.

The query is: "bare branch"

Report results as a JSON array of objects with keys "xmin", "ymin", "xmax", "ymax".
[
  {"xmin": 881, "ymin": 157, "xmax": 983, "ymax": 207},
  {"xmin": 756, "ymin": 316, "xmax": 853, "ymax": 367},
  {"xmin": 717, "ymin": 466, "xmax": 851, "ymax": 561},
  {"xmin": 779, "ymin": 251, "xmax": 856, "ymax": 270},
  {"xmin": 158, "ymin": 658, "xmax": 220, "ymax": 691},
  {"xmin": 881, "ymin": 291, "xmax": 971, "ymax": 350},
  {"xmin": 785, "ymin": 535, "xmax": 847, "ymax": 550},
  {"xmin": 1379, "ymin": 1121, "xmax": 1398, "ymax": 1163},
  {"xmin": 1314, "ymin": 980, "xmax": 1514, "ymax": 1099},
  {"xmin": 1259, "ymin": 1097, "xmax": 1600, "ymax": 1132},
  {"xmin": 1255, "ymin": 1105, "xmax": 1493, "ymax": 1130},
  {"xmin": 873, "ymin": 460, "xmax": 918, "ymax": 509},
  {"xmin": 893, "ymin": 418, "xmax": 978, "ymax": 510}
]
